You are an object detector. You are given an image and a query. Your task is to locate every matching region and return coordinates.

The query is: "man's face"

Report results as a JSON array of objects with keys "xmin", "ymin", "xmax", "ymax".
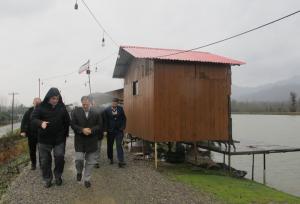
[
  {"xmin": 82, "ymin": 99, "xmax": 91, "ymax": 112},
  {"xmin": 49, "ymin": 96, "xmax": 59, "ymax": 106},
  {"xmin": 33, "ymin": 98, "xmax": 41, "ymax": 107},
  {"xmin": 112, "ymin": 101, "xmax": 118, "ymax": 108}
]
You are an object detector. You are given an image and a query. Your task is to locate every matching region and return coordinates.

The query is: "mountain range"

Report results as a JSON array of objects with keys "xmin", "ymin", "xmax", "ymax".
[{"xmin": 232, "ymin": 75, "xmax": 300, "ymax": 102}]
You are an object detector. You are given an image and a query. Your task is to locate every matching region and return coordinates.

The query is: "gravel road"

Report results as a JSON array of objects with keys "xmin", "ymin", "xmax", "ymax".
[{"xmin": 1, "ymin": 135, "xmax": 217, "ymax": 204}]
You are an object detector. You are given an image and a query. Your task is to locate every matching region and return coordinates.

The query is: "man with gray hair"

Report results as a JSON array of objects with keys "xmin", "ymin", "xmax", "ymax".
[
  {"xmin": 71, "ymin": 96, "xmax": 103, "ymax": 188},
  {"xmin": 21, "ymin": 97, "xmax": 42, "ymax": 170}
]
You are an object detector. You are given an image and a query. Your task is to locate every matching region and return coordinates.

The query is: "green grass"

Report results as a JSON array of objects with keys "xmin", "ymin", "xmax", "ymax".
[
  {"xmin": 162, "ymin": 164, "xmax": 300, "ymax": 204},
  {"xmin": 232, "ymin": 112, "xmax": 300, "ymax": 115}
]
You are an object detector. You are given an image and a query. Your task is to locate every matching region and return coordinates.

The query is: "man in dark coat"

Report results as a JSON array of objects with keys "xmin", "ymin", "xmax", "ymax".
[
  {"xmin": 20, "ymin": 97, "xmax": 41, "ymax": 170},
  {"xmin": 71, "ymin": 96, "xmax": 103, "ymax": 188},
  {"xmin": 32, "ymin": 88, "xmax": 70, "ymax": 188},
  {"xmin": 103, "ymin": 98, "xmax": 127, "ymax": 168}
]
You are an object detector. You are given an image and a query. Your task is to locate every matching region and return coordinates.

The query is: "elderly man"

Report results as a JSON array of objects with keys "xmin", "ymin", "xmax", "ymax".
[
  {"xmin": 71, "ymin": 96, "xmax": 103, "ymax": 188},
  {"xmin": 32, "ymin": 88, "xmax": 70, "ymax": 188},
  {"xmin": 20, "ymin": 97, "xmax": 41, "ymax": 170}
]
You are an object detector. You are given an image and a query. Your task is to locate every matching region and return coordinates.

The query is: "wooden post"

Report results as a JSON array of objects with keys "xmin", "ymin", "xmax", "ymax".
[
  {"xmin": 251, "ymin": 154, "xmax": 255, "ymax": 181},
  {"xmin": 263, "ymin": 153, "xmax": 266, "ymax": 185},
  {"xmin": 154, "ymin": 142, "xmax": 158, "ymax": 169},
  {"xmin": 228, "ymin": 143, "xmax": 231, "ymax": 173},
  {"xmin": 142, "ymin": 139, "xmax": 145, "ymax": 159},
  {"xmin": 194, "ymin": 142, "xmax": 198, "ymax": 164}
]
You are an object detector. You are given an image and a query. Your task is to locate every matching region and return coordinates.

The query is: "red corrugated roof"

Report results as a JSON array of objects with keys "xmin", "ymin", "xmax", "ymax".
[{"xmin": 121, "ymin": 45, "xmax": 245, "ymax": 65}]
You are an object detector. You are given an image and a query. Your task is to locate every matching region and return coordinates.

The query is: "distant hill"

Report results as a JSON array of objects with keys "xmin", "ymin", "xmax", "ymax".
[{"xmin": 232, "ymin": 75, "xmax": 300, "ymax": 102}]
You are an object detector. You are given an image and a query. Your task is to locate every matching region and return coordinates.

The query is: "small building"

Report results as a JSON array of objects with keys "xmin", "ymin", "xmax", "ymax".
[
  {"xmin": 113, "ymin": 46, "xmax": 245, "ymax": 142},
  {"xmin": 105, "ymin": 88, "xmax": 124, "ymax": 103}
]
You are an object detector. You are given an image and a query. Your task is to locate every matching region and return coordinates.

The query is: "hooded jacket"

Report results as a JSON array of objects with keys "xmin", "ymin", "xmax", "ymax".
[{"xmin": 31, "ymin": 88, "xmax": 70, "ymax": 145}]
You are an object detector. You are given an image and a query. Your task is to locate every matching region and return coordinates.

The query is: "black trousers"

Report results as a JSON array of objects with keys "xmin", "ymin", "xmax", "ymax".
[
  {"xmin": 107, "ymin": 132, "xmax": 124, "ymax": 162},
  {"xmin": 27, "ymin": 136, "xmax": 39, "ymax": 166},
  {"xmin": 39, "ymin": 142, "xmax": 66, "ymax": 182}
]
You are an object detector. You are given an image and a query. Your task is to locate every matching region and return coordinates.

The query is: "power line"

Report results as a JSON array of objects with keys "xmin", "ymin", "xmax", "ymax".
[
  {"xmin": 91, "ymin": 52, "xmax": 118, "ymax": 66},
  {"xmin": 40, "ymin": 52, "xmax": 117, "ymax": 82},
  {"xmin": 156, "ymin": 10, "xmax": 300, "ymax": 58},
  {"xmin": 42, "ymin": 71, "xmax": 77, "ymax": 81},
  {"xmin": 80, "ymin": 0, "xmax": 119, "ymax": 47}
]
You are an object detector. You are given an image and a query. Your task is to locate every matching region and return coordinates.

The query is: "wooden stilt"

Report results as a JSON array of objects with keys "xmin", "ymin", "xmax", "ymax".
[
  {"xmin": 228, "ymin": 144, "xmax": 231, "ymax": 173},
  {"xmin": 251, "ymin": 154, "xmax": 255, "ymax": 181},
  {"xmin": 155, "ymin": 142, "xmax": 158, "ymax": 169},
  {"xmin": 263, "ymin": 153, "xmax": 266, "ymax": 185},
  {"xmin": 142, "ymin": 139, "xmax": 145, "ymax": 159},
  {"xmin": 194, "ymin": 142, "xmax": 198, "ymax": 164}
]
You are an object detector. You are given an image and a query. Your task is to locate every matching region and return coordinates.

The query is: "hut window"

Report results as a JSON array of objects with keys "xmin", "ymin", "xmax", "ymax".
[{"xmin": 133, "ymin": 80, "xmax": 139, "ymax": 96}]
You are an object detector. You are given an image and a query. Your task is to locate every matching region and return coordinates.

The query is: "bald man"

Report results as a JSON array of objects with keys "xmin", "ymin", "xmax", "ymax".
[{"xmin": 21, "ymin": 97, "xmax": 42, "ymax": 170}]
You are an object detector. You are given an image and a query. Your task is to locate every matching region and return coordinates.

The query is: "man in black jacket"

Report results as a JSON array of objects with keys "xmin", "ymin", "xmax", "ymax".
[
  {"xmin": 71, "ymin": 96, "xmax": 103, "ymax": 188},
  {"xmin": 20, "ymin": 97, "xmax": 41, "ymax": 170},
  {"xmin": 32, "ymin": 88, "xmax": 70, "ymax": 188},
  {"xmin": 103, "ymin": 98, "xmax": 126, "ymax": 168}
]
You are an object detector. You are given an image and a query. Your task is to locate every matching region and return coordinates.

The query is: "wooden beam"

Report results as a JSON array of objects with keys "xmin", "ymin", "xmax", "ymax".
[{"xmin": 155, "ymin": 142, "xmax": 158, "ymax": 169}]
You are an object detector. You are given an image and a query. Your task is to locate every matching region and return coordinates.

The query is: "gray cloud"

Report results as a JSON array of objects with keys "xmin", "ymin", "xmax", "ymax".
[
  {"xmin": 0, "ymin": 0, "xmax": 56, "ymax": 19},
  {"xmin": 0, "ymin": 0, "xmax": 300, "ymax": 105}
]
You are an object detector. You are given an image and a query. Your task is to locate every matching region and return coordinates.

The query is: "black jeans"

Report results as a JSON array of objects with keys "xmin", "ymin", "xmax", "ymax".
[
  {"xmin": 27, "ymin": 136, "xmax": 39, "ymax": 167},
  {"xmin": 39, "ymin": 142, "xmax": 66, "ymax": 182},
  {"xmin": 107, "ymin": 131, "xmax": 124, "ymax": 163}
]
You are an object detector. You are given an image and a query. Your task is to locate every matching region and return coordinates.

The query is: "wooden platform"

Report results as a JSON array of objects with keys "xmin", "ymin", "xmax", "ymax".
[
  {"xmin": 198, "ymin": 141, "xmax": 300, "ymax": 155},
  {"xmin": 198, "ymin": 140, "xmax": 300, "ymax": 184}
]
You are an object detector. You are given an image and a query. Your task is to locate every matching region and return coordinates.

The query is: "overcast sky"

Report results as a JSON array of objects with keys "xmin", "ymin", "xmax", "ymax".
[{"xmin": 0, "ymin": 0, "xmax": 299, "ymax": 106}]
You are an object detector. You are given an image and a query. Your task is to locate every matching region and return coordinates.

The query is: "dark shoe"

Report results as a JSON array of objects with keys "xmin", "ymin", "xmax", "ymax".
[
  {"xmin": 84, "ymin": 181, "xmax": 91, "ymax": 188},
  {"xmin": 94, "ymin": 163, "xmax": 100, "ymax": 169},
  {"xmin": 55, "ymin": 178, "xmax": 62, "ymax": 186},
  {"xmin": 118, "ymin": 162, "xmax": 126, "ymax": 168},
  {"xmin": 44, "ymin": 181, "xmax": 52, "ymax": 188},
  {"xmin": 109, "ymin": 159, "xmax": 114, "ymax": 165},
  {"xmin": 30, "ymin": 165, "xmax": 36, "ymax": 170},
  {"xmin": 76, "ymin": 173, "xmax": 82, "ymax": 182}
]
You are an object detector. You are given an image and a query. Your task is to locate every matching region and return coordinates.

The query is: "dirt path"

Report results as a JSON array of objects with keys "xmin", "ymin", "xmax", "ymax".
[{"xmin": 1, "ymin": 135, "xmax": 215, "ymax": 204}]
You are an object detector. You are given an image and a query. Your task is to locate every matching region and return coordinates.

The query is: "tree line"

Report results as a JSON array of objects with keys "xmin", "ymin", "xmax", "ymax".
[
  {"xmin": 231, "ymin": 92, "xmax": 300, "ymax": 113},
  {"xmin": 0, "ymin": 104, "xmax": 27, "ymax": 126}
]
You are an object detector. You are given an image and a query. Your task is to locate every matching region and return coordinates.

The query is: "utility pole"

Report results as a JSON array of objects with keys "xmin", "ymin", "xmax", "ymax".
[
  {"xmin": 86, "ymin": 69, "xmax": 92, "ymax": 95},
  {"xmin": 38, "ymin": 78, "xmax": 41, "ymax": 98},
  {"xmin": 8, "ymin": 92, "xmax": 19, "ymax": 133}
]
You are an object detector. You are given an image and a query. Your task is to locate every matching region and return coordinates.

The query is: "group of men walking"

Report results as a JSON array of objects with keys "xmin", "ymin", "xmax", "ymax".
[{"xmin": 21, "ymin": 87, "xmax": 127, "ymax": 188}]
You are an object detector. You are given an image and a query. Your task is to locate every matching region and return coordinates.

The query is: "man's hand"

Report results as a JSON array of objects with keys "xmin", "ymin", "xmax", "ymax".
[
  {"xmin": 20, "ymin": 132, "xmax": 26, "ymax": 137},
  {"xmin": 83, "ymin": 128, "xmax": 92, "ymax": 136},
  {"xmin": 41, "ymin": 121, "xmax": 49, "ymax": 129}
]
